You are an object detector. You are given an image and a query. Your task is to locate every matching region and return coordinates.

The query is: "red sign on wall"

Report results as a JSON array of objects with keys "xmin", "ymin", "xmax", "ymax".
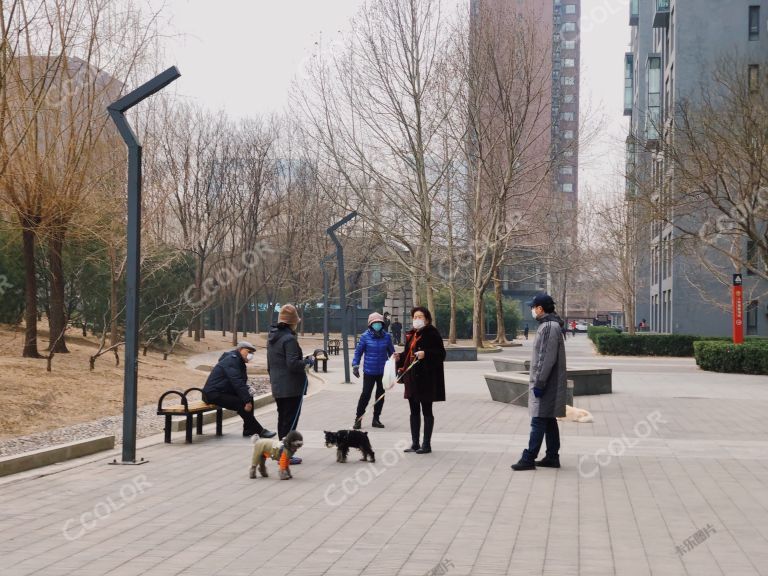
[{"xmin": 732, "ymin": 274, "xmax": 744, "ymax": 345}]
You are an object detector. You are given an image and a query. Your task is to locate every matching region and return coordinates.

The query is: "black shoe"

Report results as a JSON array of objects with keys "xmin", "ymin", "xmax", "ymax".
[
  {"xmin": 511, "ymin": 460, "xmax": 535, "ymax": 471},
  {"xmin": 404, "ymin": 445, "xmax": 420, "ymax": 453},
  {"xmin": 353, "ymin": 420, "xmax": 362, "ymax": 430},
  {"xmin": 243, "ymin": 429, "xmax": 259, "ymax": 437},
  {"xmin": 372, "ymin": 419, "xmax": 385, "ymax": 428},
  {"xmin": 535, "ymin": 457, "xmax": 560, "ymax": 468},
  {"xmin": 258, "ymin": 429, "xmax": 276, "ymax": 439},
  {"xmin": 416, "ymin": 446, "xmax": 431, "ymax": 454}
]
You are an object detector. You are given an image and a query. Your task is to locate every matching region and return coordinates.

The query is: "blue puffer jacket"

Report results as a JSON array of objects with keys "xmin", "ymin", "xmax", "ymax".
[{"xmin": 352, "ymin": 328, "xmax": 395, "ymax": 375}]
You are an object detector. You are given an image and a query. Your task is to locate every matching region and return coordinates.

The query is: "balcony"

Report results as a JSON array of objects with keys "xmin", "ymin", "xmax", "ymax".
[
  {"xmin": 629, "ymin": 0, "xmax": 639, "ymax": 26},
  {"xmin": 653, "ymin": 0, "xmax": 670, "ymax": 28}
]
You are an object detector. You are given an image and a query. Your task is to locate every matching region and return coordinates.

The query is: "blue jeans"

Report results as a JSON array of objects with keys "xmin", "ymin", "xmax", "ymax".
[{"xmin": 521, "ymin": 417, "xmax": 560, "ymax": 464}]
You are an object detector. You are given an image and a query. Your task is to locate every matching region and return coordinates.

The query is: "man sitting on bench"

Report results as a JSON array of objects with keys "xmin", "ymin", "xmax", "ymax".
[{"xmin": 202, "ymin": 341, "xmax": 276, "ymax": 438}]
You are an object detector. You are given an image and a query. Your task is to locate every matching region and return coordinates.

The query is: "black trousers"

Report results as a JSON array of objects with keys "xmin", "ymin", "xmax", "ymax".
[
  {"xmin": 203, "ymin": 391, "xmax": 262, "ymax": 434},
  {"xmin": 356, "ymin": 373, "xmax": 385, "ymax": 420},
  {"xmin": 408, "ymin": 397, "xmax": 434, "ymax": 449},
  {"xmin": 276, "ymin": 396, "xmax": 302, "ymax": 440}
]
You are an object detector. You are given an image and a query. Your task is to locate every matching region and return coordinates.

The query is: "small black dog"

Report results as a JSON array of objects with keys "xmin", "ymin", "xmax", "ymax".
[{"xmin": 324, "ymin": 430, "xmax": 375, "ymax": 463}]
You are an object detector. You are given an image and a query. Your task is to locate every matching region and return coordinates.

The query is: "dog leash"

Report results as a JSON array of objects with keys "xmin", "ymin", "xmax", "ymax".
[
  {"xmin": 289, "ymin": 372, "xmax": 309, "ymax": 433},
  {"xmin": 354, "ymin": 359, "xmax": 420, "ymax": 425}
]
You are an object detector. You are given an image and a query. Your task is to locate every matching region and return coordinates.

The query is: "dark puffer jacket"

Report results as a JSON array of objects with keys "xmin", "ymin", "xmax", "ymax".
[
  {"xmin": 203, "ymin": 351, "xmax": 251, "ymax": 404},
  {"xmin": 267, "ymin": 324, "xmax": 307, "ymax": 399},
  {"xmin": 352, "ymin": 328, "xmax": 395, "ymax": 375}
]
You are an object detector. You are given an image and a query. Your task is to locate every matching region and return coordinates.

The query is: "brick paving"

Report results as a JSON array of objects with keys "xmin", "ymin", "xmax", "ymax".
[{"xmin": 1, "ymin": 337, "xmax": 768, "ymax": 575}]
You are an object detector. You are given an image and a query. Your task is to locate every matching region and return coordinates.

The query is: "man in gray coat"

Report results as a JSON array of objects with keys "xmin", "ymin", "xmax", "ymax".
[{"xmin": 512, "ymin": 293, "xmax": 567, "ymax": 471}]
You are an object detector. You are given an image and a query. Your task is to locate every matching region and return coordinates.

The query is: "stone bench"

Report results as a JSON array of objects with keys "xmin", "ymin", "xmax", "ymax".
[
  {"xmin": 484, "ymin": 372, "xmax": 574, "ymax": 407},
  {"xmin": 493, "ymin": 357, "xmax": 530, "ymax": 372},
  {"xmin": 444, "ymin": 346, "xmax": 477, "ymax": 362},
  {"xmin": 493, "ymin": 357, "xmax": 612, "ymax": 395}
]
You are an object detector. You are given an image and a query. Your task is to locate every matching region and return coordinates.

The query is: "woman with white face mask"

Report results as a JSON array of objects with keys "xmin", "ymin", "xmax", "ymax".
[{"xmin": 393, "ymin": 307, "xmax": 446, "ymax": 453}]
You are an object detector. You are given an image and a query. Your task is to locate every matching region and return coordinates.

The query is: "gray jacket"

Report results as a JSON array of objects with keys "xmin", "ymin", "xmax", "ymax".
[
  {"xmin": 267, "ymin": 325, "xmax": 307, "ymax": 399},
  {"xmin": 528, "ymin": 313, "xmax": 567, "ymax": 418}
]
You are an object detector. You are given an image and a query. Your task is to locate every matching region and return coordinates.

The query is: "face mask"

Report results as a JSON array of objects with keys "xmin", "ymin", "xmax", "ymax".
[
  {"xmin": 412, "ymin": 319, "xmax": 425, "ymax": 330},
  {"xmin": 531, "ymin": 309, "xmax": 539, "ymax": 320},
  {"xmin": 246, "ymin": 352, "xmax": 254, "ymax": 362},
  {"xmin": 371, "ymin": 322, "xmax": 383, "ymax": 331}
]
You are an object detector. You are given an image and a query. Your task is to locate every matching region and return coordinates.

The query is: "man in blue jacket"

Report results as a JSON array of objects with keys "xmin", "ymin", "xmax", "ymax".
[
  {"xmin": 352, "ymin": 312, "xmax": 395, "ymax": 429},
  {"xmin": 203, "ymin": 341, "xmax": 276, "ymax": 438}
]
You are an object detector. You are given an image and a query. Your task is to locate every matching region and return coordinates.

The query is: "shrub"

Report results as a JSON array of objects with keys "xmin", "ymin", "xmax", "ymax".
[
  {"xmin": 694, "ymin": 341, "xmax": 768, "ymax": 374},
  {"xmin": 591, "ymin": 333, "xmax": 751, "ymax": 357},
  {"xmin": 587, "ymin": 325, "xmax": 621, "ymax": 343}
]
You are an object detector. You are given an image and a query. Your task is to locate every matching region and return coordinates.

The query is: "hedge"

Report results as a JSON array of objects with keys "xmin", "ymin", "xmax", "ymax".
[
  {"xmin": 694, "ymin": 340, "xmax": 768, "ymax": 374},
  {"xmin": 587, "ymin": 325, "xmax": 622, "ymax": 343},
  {"xmin": 592, "ymin": 332, "xmax": 767, "ymax": 357}
]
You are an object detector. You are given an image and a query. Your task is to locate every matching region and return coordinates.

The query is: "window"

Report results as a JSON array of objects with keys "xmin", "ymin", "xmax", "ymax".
[
  {"xmin": 564, "ymin": 149, "xmax": 574, "ymax": 157},
  {"xmin": 565, "ymin": 4, "xmax": 576, "ymax": 14},
  {"xmin": 647, "ymin": 55, "xmax": 662, "ymax": 140},
  {"xmin": 562, "ymin": 76, "xmax": 575, "ymax": 85},
  {"xmin": 564, "ymin": 130, "xmax": 574, "ymax": 139},
  {"xmin": 561, "ymin": 165, "xmax": 573, "ymax": 175},
  {"xmin": 564, "ymin": 58, "xmax": 575, "ymax": 68},
  {"xmin": 562, "ymin": 112, "xmax": 574, "ymax": 121},
  {"xmin": 747, "ymin": 239, "xmax": 757, "ymax": 275},
  {"xmin": 562, "ymin": 183, "xmax": 573, "ymax": 192},
  {"xmin": 749, "ymin": 6, "xmax": 760, "ymax": 40},
  {"xmin": 563, "ymin": 22, "xmax": 576, "ymax": 32},
  {"xmin": 564, "ymin": 94, "xmax": 574, "ymax": 103},
  {"xmin": 624, "ymin": 53, "xmax": 634, "ymax": 116},
  {"xmin": 564, "ymin": 40, "xmax": 576, "ymax": 49},
  {"xmin": 749, "ymin": 65, "xmax": 760, "ymax": 93},
  {"xmin": 746, "ymin": 301, "xmax": 759, "ymax": 336}
]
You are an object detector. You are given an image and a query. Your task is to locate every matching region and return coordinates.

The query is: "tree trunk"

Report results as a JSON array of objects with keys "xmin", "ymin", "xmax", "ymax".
[
  {"xmin": 194, "ymin": 256, "xmax": 204, "ymax": 341},
  {"xmin": 254, "ymin": 296, "xmax": 260, "ymax": 335},
  {"xmin": 472, "ymin": 287, "xmax": 484, "ymax": 349},
  {"xmin": 493, "ymin": 269, "xmax": 509, "ymax": 345},
  {"xmin": 448, "ymin": 283, "xmax": 457, "ymax": 344},
  {"xmin": 47, "ymin": 230, "xmax": 69, "ymax": 353},
  {"xmin": 242, "ymin": 305, "xmax": 248, "ymax": 338},
  {"xmin": 110, "ymin": 269, "xmax": 119, "ymax": 346},
  {"xmin": 231, "ymin": 297, "xmax": 238, "ymax": 346},
  {"xmin": 21, "ymin": 227, "xmax": 42, "ymax": 358}
]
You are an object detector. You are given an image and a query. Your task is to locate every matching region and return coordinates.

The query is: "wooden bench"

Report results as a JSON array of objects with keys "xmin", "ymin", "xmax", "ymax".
[
  {"xmin": 328, "ymin": 339, "xmax": 340, "ymax": 355},
  {"xmin": 157, "ymin": 387, "xmax": 223, "ymax": 444}
]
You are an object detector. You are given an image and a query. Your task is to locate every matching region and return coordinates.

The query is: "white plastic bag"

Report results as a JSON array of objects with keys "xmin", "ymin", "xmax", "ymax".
[{"xmin": 382, "ymin": 357, "xmax": 397, "ymax": 388}]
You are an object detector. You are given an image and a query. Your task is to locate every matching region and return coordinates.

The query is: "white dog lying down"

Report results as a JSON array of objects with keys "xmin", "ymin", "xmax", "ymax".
[{"xmin": 558, "ymin": 405, "xmax": 594, "ymax": 423}]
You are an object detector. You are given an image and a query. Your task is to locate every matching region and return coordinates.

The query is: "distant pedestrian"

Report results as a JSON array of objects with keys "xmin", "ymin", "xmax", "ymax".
[
  {"xmin": 391, "ymin": 317, "xmax": 403, "ymax": 345},
  {"xmin": 512, "ymin": 293, "xmax": 567, "ymax": 471},
  {"xmin": 352, "ymin": 312, "xmax": 395, "ymax": 429},
  {"xmin": 523, "ymin": 323, "xmax": 529, "ymax": 340},
  {"xmin": 383, "ymin": 311, "xmax": 391, "ymax": 333}
]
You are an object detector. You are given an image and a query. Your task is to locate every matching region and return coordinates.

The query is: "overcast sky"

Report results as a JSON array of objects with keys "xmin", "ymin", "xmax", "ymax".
[{"xmin": 152, "ymin": 0, "xmax": 630, "ymax": 201}]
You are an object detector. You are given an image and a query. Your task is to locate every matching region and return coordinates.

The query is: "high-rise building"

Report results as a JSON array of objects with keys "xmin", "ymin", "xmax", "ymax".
[
  {"xmin": 470, "ymin": 0, "xmax": 582, "ymax": 312},
  {"xmin": 625, "ymin": 0, "xmax": 768, "ymax": 336}
]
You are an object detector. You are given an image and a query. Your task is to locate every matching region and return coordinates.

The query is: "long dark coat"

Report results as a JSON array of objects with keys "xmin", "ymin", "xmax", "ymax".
[
  {"xmin": 397, "ymin": 324, "xmax": 446, "ymax": 402},
  {"xmin": 528, "ymin": 313, "xmax": 567, "ymax": 418}
]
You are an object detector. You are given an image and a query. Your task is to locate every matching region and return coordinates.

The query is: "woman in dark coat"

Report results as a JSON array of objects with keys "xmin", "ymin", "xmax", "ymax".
[{"xmin": 395, "ymin": 307, "xmax": 446, "ymax": 454}]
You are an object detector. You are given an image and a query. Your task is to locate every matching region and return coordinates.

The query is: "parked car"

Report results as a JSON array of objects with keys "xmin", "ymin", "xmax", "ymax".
[{"xmin": 575, "ymin": 322, "xmax": 588, "ymax": 332}]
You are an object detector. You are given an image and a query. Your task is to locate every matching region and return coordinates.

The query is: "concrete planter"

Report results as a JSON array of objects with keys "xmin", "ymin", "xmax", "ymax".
[
  {"xmin": 484, "ymin": 373, "xmax": 574, "ymax": 407},
  {"xmin": 492, "ymin": 357, "xmax": 612, "ymax": 395},
  {"xmin": 444, "ymin": 346, "xmax": 478, "ymax": 362}
]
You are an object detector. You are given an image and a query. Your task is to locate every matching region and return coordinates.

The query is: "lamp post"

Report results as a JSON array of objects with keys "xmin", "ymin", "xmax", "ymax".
[
  {"xmin": 320, "ymin": 254, "xmax": 334, "ymax": 353},
  {"xmin": 108, "ymin": 67, "xmax": 181, "ymax": 464},
  {"xmin": 327, "ymin": 211, "xmax": 358, "ymax": 383}
]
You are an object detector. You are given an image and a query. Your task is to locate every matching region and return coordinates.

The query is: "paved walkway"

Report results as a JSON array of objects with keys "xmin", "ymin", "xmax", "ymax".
[{"xmin": 2, "ymin": 336, "xmax": 768, "ymax": 575}]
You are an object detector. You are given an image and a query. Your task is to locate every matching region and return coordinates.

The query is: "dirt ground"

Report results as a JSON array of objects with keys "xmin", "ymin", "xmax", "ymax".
[{"xmin": 0, "ymin": 323, "xmax": 272, "ymax": 440}]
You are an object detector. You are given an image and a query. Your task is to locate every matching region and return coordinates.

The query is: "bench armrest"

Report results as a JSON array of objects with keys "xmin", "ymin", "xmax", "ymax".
[{"xmin": 158, "ymin": 390, "xmax": 186, "ymax": 413}]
